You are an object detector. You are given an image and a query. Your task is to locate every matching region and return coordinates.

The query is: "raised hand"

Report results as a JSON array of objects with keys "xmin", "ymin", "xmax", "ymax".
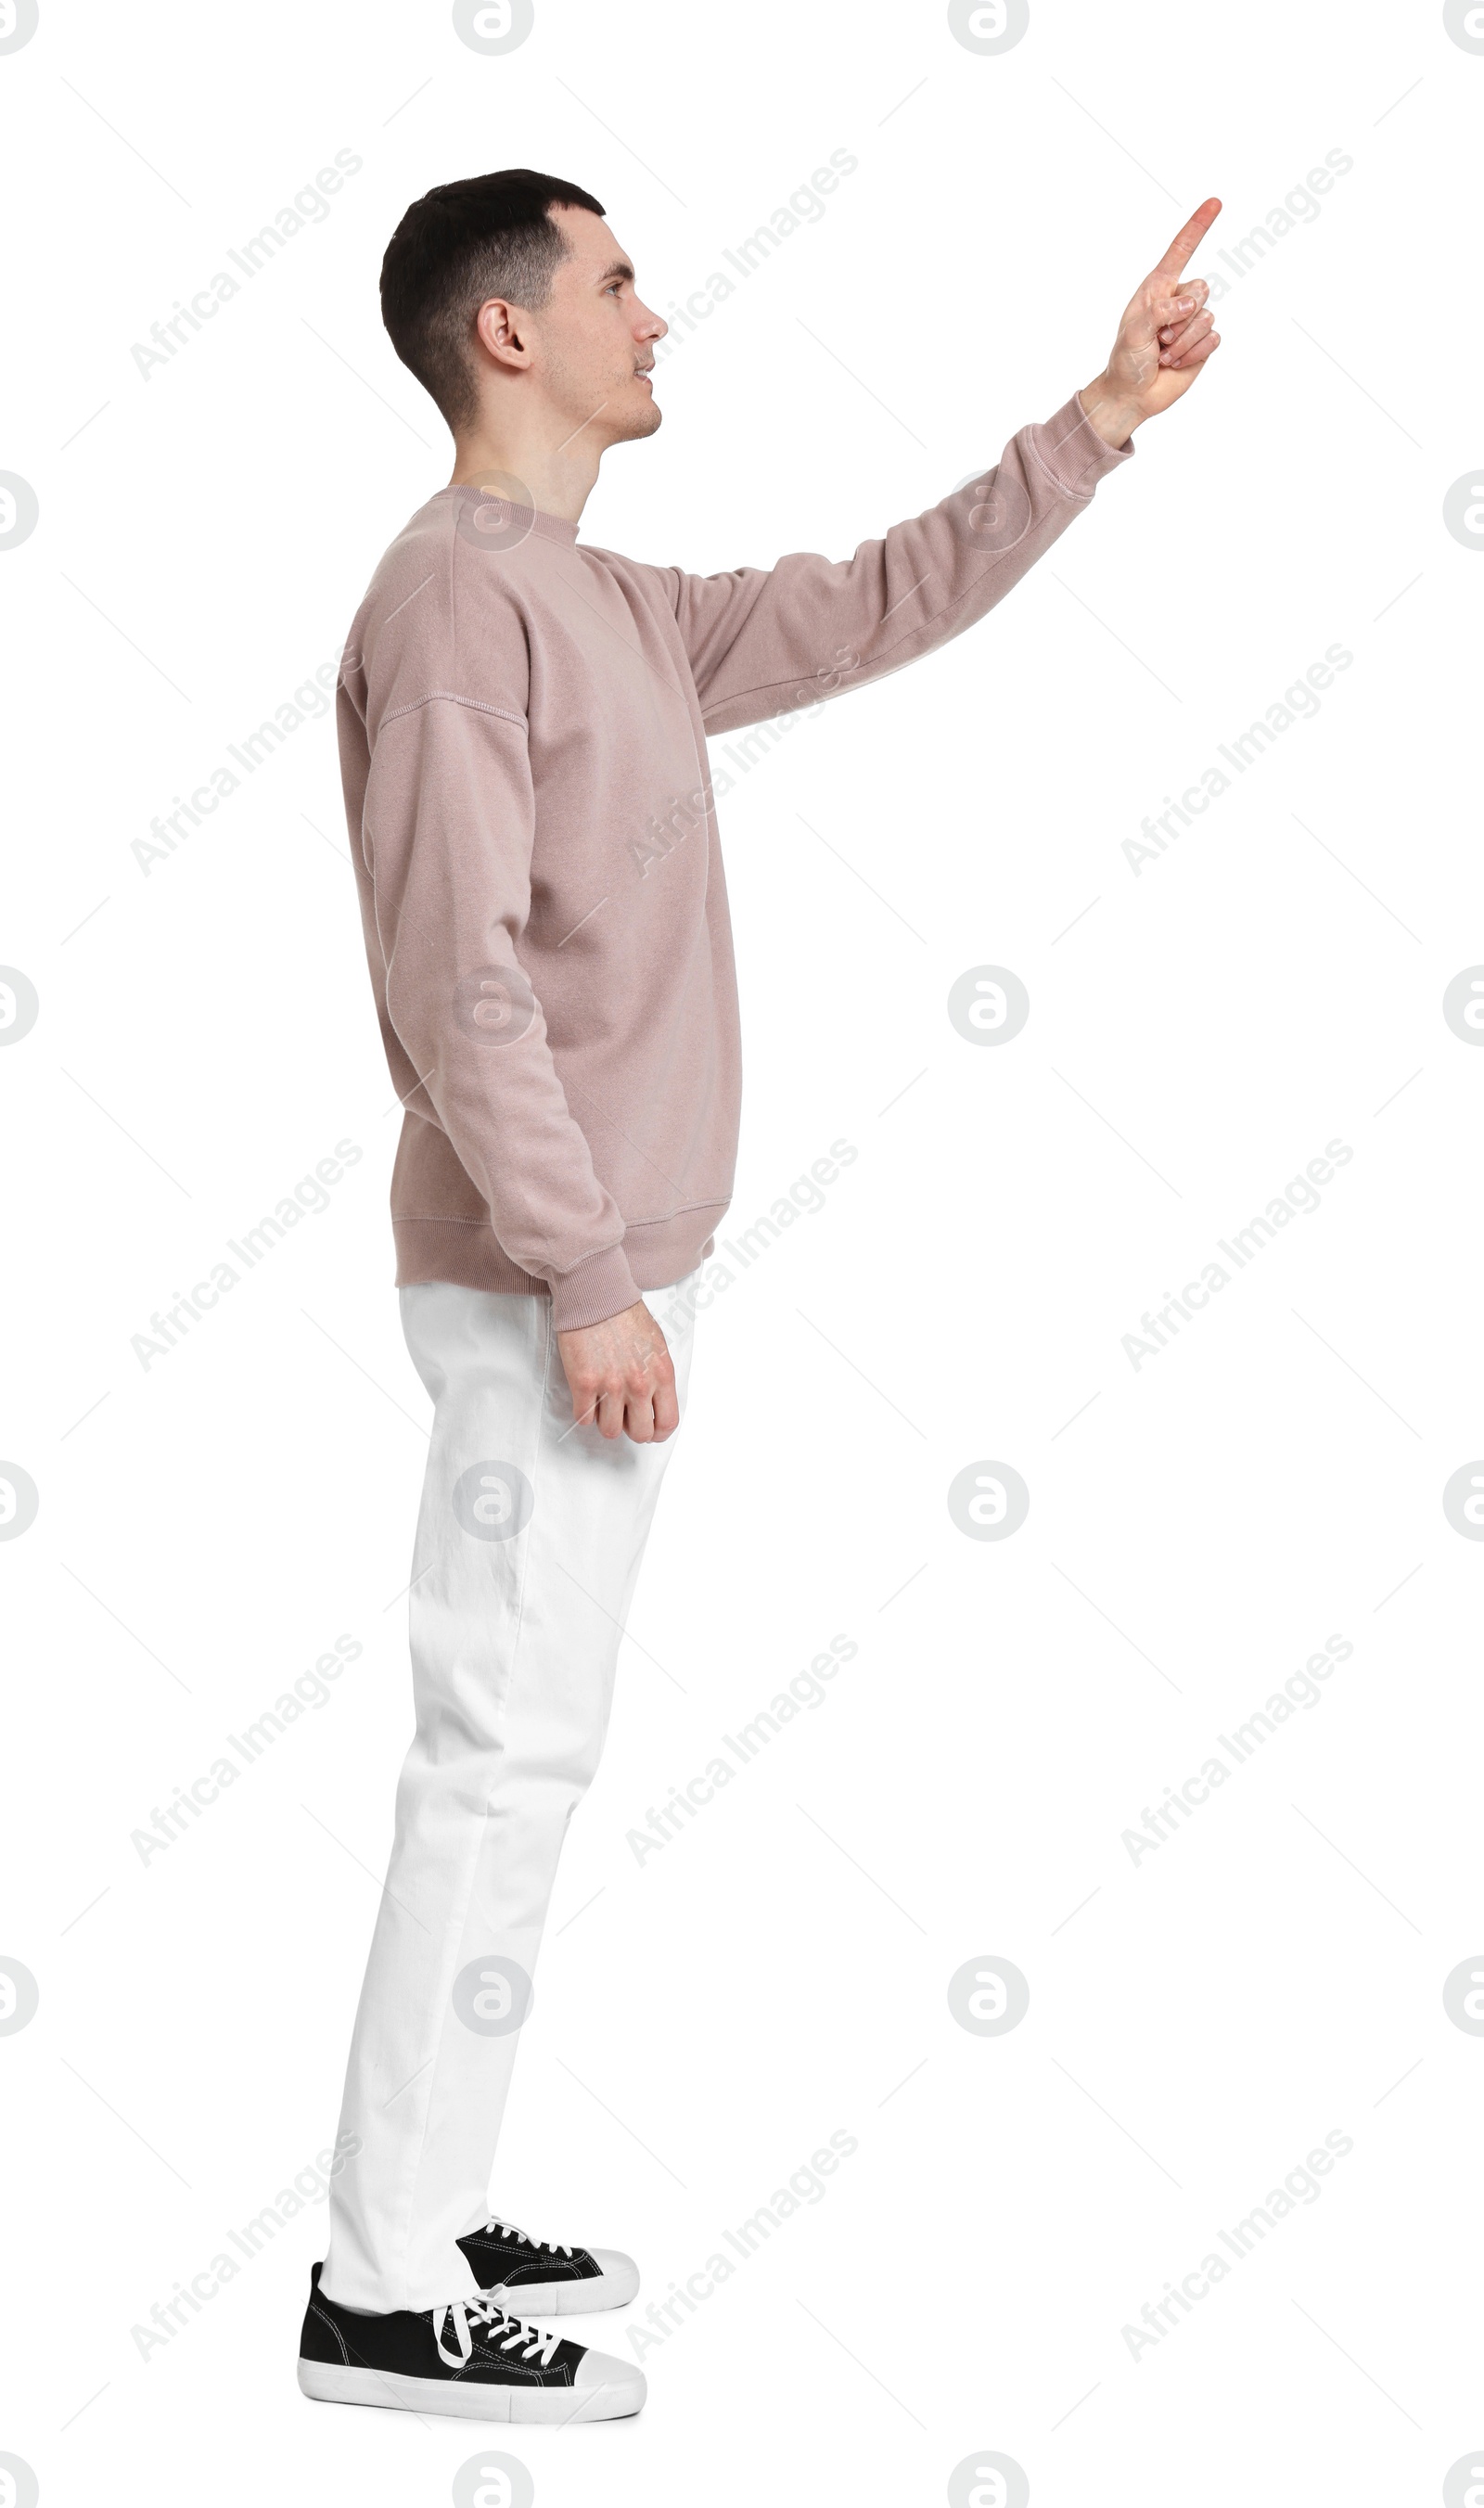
[{"xmin": 1081, "ymin": 198, "xmax": 1223, "ymax": 447}]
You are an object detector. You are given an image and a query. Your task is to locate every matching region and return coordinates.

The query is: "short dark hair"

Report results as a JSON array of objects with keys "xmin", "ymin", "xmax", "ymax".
[{"xmin": 380, "ymin": 169, "xmax": 606, "ymax": 432}]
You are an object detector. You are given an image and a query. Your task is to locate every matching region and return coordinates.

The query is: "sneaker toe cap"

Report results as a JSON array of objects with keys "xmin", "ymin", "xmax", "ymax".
[
  {"xmin": 588, "ymin": 2246, "xmax": 638, "ymax": 2287},
  {"xmin": 574, "ymin": 2345, "xmax": 646, "ymax": 2405}
]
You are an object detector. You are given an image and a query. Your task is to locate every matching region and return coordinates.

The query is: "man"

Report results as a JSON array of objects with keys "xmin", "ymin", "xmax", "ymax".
[{"xmin": 300, "ymin": 168, "xmax": 1222, "ymax": 2424}]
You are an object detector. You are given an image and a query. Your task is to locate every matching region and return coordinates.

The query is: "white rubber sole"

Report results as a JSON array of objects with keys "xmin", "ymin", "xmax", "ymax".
[
  {"xmin": 487, "ymin": 2260, "xmax": 639, "ymax": 2315},
  {"xmin": 298, "ymin": 2358, "xmax": 645, "ymax": 2423}
]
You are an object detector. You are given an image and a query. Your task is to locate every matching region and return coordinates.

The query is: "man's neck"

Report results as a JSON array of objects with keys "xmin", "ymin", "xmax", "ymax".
[{"xmin": 448, "ymin": 421, "xmax": 603, "ymax": 525}]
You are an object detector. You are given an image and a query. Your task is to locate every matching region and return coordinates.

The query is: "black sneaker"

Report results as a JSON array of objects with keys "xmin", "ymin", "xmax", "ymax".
[
  {"xmin": 456, "ymin": 2214, "xmax": 639, "ymax": 2314},
  {"xmin": 297, "ymin": 2263, "xmax": 645, "ymax": 2423}
]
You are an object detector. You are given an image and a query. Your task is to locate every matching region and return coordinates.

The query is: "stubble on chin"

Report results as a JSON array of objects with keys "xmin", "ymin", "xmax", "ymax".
[{"xmin": 613, "ymin": 390, "xmax": 663, "ymax": 443}]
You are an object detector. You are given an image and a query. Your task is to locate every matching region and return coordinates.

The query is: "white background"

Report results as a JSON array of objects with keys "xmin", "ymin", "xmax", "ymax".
[{"xmin": 3, "ymin": 1, "xmax": 1482, "ymax": 2502}]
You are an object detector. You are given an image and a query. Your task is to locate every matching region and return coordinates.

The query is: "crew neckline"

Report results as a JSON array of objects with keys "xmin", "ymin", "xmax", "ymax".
[{"xmin": 442, "ymin": 482, "xmax": 581, "ymax": 546}]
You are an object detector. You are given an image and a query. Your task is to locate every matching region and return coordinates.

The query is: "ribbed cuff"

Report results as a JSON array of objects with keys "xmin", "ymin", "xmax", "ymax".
[
  {"xmin": 548, "ymin": 1240, "xmax": 644, "ymax": 1333},
  {"xmin": 1031, "ymin": 391, "xmax": 1137, "ymax": 495}
]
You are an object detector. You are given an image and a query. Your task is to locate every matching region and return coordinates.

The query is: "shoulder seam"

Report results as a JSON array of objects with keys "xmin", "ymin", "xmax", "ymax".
[{"xmin": 380, "ymin": 690, "xmax": 528, "ymax": 732}]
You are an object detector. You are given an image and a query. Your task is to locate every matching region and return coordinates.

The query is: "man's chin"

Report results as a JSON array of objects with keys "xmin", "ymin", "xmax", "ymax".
[{"xmin": 619, "ymin": 394, "xmax": 663, "ymax": 441}]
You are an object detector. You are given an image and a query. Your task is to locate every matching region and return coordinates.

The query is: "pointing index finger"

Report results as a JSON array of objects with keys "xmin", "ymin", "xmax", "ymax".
[{"xmin": 1152, "ymin": 197, "xmax": 1222, "ymax": 279}]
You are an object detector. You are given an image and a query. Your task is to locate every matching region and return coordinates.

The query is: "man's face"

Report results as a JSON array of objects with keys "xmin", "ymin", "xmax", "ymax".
[{"xmin": 530, "ymin": 206, "xmax": 667, "ymax": 446}]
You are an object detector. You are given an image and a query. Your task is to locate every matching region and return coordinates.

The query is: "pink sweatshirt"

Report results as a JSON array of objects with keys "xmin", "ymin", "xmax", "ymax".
[{"xmin": 338, "ymin": 392, "xmax": 1132, "ymax": 1329}]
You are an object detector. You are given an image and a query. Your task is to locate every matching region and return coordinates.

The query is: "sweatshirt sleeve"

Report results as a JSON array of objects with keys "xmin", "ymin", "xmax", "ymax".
[
  {"xmin": 363, "ymin": 690, "xmax": 642, "ymax": 1332},
  {"xmin": 663, "ymin": 393, "xmax": 1133, "ymax": 736}
]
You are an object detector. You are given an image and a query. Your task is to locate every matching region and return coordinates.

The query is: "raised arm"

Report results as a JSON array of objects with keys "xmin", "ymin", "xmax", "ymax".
[
  {"xmin": 659, "ymin": 200, "xmax": 1222, "ymax": 737},
  {"xmin": 663, "ymin": 395, "xmax": 1130, "ymax": 736}
]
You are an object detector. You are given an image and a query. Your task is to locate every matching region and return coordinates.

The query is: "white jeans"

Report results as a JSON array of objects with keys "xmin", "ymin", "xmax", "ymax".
[{"xmin": 320, "ymin": 1272, "xmax": 698, "ymax": 2313}]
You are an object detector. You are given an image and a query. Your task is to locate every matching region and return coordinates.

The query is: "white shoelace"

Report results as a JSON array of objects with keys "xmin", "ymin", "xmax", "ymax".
[
  {"xmin": 434, "ymin": 2293, "xmax": 561, "ymax": 2372},
  {"xmin": 480, "ymin": 2216, "xmax": 572, "ymax": 2257}
]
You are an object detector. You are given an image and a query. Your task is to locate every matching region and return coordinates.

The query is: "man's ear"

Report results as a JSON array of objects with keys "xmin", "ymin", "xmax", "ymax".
[{"xmin": 474, "ymin": 298, "xmax": 532, "ymax": 373}]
